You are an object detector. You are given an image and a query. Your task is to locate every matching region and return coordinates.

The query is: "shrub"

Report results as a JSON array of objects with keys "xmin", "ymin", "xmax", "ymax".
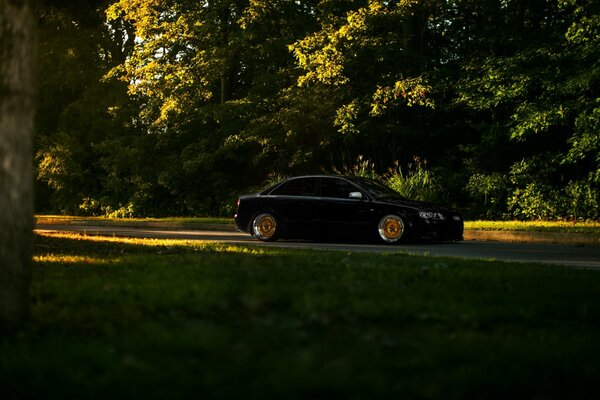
[
  {"xmin": 507, "ymin": 183, "xmax": 559, "ymax": 220},
  {"xmin": 562, "ymin": 180, "xmax": 600, "ymax": 220},
  {"xmin": 385, "ymin": 158, "xmax": 443, "ymax": 203},
  {"xmin": 466, "ymin": 173, "xmax": 511, "ymax": 219},
  {"xmin": 336, "ymin": 155, "xmax": 380, "ymax": 180}
]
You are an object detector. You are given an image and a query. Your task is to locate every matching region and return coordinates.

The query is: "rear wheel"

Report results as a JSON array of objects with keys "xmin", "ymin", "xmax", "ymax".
[
  {"xmin": 252, "ymin": 213, "xmax": 279, "ymax": 242},
  {"xmin": 377, "ymin": 214, "xmax": 406, "ymax": 243}
]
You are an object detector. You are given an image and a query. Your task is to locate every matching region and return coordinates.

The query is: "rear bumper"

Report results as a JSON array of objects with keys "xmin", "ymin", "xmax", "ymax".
[{"xmin": 234, "ymin": 213, "xmax": 250, "ymax": 233}]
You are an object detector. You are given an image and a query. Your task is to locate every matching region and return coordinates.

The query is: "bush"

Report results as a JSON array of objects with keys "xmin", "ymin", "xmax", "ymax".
[
  {"xmin": 507, "ymin": 183, "xmax": 559, "ymax": 220},
  {"xmin": 78, "ymin": 197, "xmax": 137, "ymax": 218},
  {"xmin": 384, "ymin": 158, "xmax": 443, "ymax": 203},
  {"xmin": 335, "ymin": 155, "xmax": 379, "ymax": 180},
  {"xmin": 562, "ymin": 180, "xmax": 600, "ymax": 220},
  {"xmin": 466, "ymin": 173, "xmax": 511, "ymax": 219}
]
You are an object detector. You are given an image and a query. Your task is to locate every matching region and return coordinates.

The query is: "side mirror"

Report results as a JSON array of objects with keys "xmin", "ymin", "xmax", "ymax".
[{"xmin": 349, "ymin": 192, "xmax": 363, "ymax": 200}]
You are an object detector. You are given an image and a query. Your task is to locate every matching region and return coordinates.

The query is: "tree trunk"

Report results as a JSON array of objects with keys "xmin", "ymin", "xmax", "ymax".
[{"xmin": 0, "ymin": 0, "xmax": 36, "ymax": 331}]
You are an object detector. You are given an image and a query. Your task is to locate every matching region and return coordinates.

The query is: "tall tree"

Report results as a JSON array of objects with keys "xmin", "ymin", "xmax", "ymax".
[
  {"xmin": 35, "ymin": 0, "xmax": 146, "ymax": 216},
  {"xmin": 456, "ymin": 0, "xmax": 600, "ymax": 219},
  {"xmin": 0, "ymin": 0, "xmax": 36, "ymax": 330},
  {"xmin": 288, "ymin": 1, "xmax": 437, "ymax": 170},
  {"xmin": 34, "ymin": 0, "xmax": 598, "ymax": 219},
  {"xmin": 104, "ymin": 0, "xmax": 323, "ymax": 214}
]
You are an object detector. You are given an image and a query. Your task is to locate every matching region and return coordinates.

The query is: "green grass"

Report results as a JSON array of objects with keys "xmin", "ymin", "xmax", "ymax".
[
  {"xmin": 3, "ymin": 232, "xmax": 600, "ymax": 399},
  {"xmin": 37, "ymin": 215, "xmax": 600, "ymax": 235},
  {"xmin": 35, "ymin": 215, "xmax": 233, "ymax": 226},
  {"xmin": 465, "ymin": 220, "xmax": 600, "ymax": 234}
]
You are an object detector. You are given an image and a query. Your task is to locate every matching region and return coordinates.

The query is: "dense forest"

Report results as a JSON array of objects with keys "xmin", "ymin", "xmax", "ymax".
[{"xmin": 34, "ymin": 0, "xmax": 599, "ymax": 220}]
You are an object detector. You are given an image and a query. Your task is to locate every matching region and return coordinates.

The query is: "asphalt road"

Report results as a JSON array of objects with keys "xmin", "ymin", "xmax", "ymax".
[{"xmin": 35, "ymin": 224, "xmax": 600, "ymax": 269}]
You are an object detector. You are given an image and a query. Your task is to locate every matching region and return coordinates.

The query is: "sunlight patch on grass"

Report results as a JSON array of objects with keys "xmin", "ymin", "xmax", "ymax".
[
  {"xmin": 36, "ymin": 215, "xmax": 232, "ymax": 225},
  {"xmin": 465, "ymin": 220, "xmax": 600, "ymax": 234},
  {"xmin": 33, "ymin": 254, "xmax": 107, "ymax": 265},
  {"xmin": 35, "ymin": 231, "xmax": 272, "ymax": 255},
  {"xmin": 36, "ymin": 231, "xmax": 210, "ymax": 247}
]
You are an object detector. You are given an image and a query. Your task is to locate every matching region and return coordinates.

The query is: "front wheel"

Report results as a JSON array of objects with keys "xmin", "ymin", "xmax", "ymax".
[
  {"xmin": 377, "ymin": 214, "xmax": 406, "ymax": 244},
  {"xmin": 251, "ymin": 213, "xmax": 279, "ymax": 242}
]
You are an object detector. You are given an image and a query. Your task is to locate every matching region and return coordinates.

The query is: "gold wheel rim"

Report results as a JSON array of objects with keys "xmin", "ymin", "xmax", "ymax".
[
  {"xmin": 379, "ymin": 215, "xmax": 404, "ymax": 242},
  {"xmin": 254, "ymin": 214, "xmax": 276, "ymax": 239}
]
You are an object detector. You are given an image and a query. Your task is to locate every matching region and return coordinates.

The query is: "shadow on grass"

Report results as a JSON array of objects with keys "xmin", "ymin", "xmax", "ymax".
[
  {"xmin": 16, "ymin": 232, "xmax": 600, "ymax": 399},
  {"xmin": 34, "ymin": 231, "xmax": 269, "ymax": 258}
]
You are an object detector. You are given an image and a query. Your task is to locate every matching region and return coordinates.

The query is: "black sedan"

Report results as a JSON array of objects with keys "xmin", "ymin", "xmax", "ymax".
[{"xmin": 234, "ymin": 175, "xmax": 463, "ymax": 244}]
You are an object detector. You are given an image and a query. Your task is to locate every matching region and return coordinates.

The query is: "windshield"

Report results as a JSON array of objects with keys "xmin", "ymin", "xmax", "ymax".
[{"xmin": 348, "ymin": 177, "xmax": 406, "ymax": 200}]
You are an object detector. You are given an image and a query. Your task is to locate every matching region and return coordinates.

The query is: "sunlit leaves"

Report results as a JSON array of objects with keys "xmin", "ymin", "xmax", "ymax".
[
  {"xmin": 457, "ymin": 57, "xmax": 533, "ymax": 111},
  {"xmin": 562, "ymin": 0, "xmax": 600, "ymax": 50},
  {"xmin": 334, "ymin": 99, "xmax": 360, "ymax": 135},
  {"xmin": 289, "ymin": 0, "xmax": 437, "ymax": 145},
  {"xmin": 510, "ymin": 103, "xmax": 567, "ymax": 140},
  {"xmin": 370, "ymin": 78, "xmax": 434, "ymax": 116},
  {"xmin": 106, "ymin": 0, "xmax": 219, "ymax": 127},
  {"xmin": 290, "ymin": 28, "xmax": 350, "ymax": 86},
  {"xmin": 290, "ymin": 1, "xmax": 421, "ymax": 88},
  {"xmin": 566, "ymin": 101, "xmax": 600, "ymax": 171},
  {"xmin": 36, "ymin": 139, "xmax": 79, "ymax": 191},
  {"xmin": 557, "ymin": 0, "xmax": 600, "ymax": 185},
  {"xmin": 37, "ymin": 0, "xmax": 600, "ymax": 219}
]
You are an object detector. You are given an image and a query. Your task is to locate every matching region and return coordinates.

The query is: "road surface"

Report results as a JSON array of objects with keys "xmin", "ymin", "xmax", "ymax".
[{"xmin": 35, "ymin": 224, "xmax": 600, "ymax": 269}]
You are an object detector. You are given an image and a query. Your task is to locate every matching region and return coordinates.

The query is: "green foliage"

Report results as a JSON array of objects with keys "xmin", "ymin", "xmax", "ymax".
[
  {"xmin": 336, "ymin": 155, "xmax": 379, "ymax": 180},
  {"xmin": 333, "ymin": 99, "xmax": 360, "ymax": 135},
  {"xmin": 454, "ymin": 0, "xmax": 600, "ymax": 220},
  {"xmin": 508, "ymin": 182, "xmax": 559, "ymax": 220},
  {"xmin": 563, "ymin": 180, "xmax": 600, "ymax": 220},
  {"xmin": 370, "ymin": 78, "xmax": 435, "ymax": 116},
  {"xmin": 385, "ymin": 158, "xmax": 443, "ymax": 203},
  {"xmin": 507, "ymin": 180, "xmax": 600, "ymax": 222},
  {"xmin": 34, "ymin": 0, "xmax": 600, "ymax": 220},
  {"xmin": 78, "ymin": 199, "xmax": 137, "ymax": 219},
  {"xmin": 565, "ymin": 100, "xmax": 600, "ymax": 182},
  {"xmin": 335, "ymin": 155, "xmax": 443, "ymax": 203},
  {"xmin": 466, "ymin": 173, "xmax": 511, "ymax": 220},
  {"xmin": 467, "ymin": 161, "xmax": 600, "ymax": 221}
]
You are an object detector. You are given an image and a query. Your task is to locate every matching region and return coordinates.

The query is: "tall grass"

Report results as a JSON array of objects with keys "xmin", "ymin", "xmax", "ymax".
[
  {"xmin": 336, "ymin": 155, "xmax": 443, "ymax": 203},
  {"xmin": 384, "ymin": 158, "xmax": 443, "ymax": 203}
]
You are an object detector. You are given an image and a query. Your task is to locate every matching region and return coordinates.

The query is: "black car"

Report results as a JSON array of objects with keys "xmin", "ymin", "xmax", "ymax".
[{"xmin": 234, "ymin": 175, "xmax": 463, "ymax": 244}]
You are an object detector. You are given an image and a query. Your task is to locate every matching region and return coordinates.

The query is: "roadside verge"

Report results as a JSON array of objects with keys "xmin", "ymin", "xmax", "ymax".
[
  {"xmin": 35, "ymin": 216, "xmax": 600, "ymax": 246},
  {"xmin": 464, "ymin": 230, "xmax": 599, "ymax": 246}
]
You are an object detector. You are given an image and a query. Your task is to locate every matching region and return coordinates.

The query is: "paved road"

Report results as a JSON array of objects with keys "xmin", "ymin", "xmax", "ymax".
[{"xmin": 35, "ymin": 224, "xmax": 600, "ymax": 268}]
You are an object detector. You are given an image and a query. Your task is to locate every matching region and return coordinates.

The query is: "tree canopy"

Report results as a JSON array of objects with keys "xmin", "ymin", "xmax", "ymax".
[{"xmin": 35, "ymin": 0, "xmax": 600, "ymax": 220}]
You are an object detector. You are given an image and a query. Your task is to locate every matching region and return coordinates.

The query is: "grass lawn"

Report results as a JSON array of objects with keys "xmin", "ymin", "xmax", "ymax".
[
  {"xmin": 464, "ymin": 220, "xmax": 600, "ymax": 235},
  {"xmin": 36, "ymin": 215, "xmax": 600, "ymax": 236},
  {"xmin": 35, "ymin": 215, "xmax": 233, "ymax": 226},
  {"xmin": 3, "ymin": 232, "xmax": 600, "ymax": 399}
]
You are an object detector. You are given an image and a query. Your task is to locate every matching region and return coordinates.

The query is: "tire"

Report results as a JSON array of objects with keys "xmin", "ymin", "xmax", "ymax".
[
  {"xmin": 251, "ymin": 213, "xmax": 279, "ymax": 242},
  {"xmin": 377, "ymin": 214, "xmax": 406, "ymax": 244}
]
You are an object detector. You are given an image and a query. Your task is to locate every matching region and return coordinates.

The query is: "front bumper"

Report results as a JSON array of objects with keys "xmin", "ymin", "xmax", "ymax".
[{"xmin": 409, "ymin": 217, "xmax": 464, "ymax": 242}]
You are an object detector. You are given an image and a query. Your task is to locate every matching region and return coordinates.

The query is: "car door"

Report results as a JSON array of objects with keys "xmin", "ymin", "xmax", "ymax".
[
  {"xmin": 267, "ymin": 177, "xmax": 319, "ymax": 237},
  {"xmin": 317, "ymin": 177, "xmax": 374, "ymax": 238}
]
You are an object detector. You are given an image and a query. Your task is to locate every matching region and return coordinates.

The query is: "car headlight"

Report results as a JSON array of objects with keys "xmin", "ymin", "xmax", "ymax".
[{"xmin": 419, "ymin": 211, "xmax": 445, "ymax": 220}]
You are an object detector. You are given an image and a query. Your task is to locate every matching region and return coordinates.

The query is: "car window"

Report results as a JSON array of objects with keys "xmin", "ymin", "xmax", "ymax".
[
  {"xmin": 319, "ymin": 178, "xmax": 359, "ymax": 199},
  {"xmin": 348, "ymin": 177, "xmax": 405, "ymax": 199},
  {"xmin": 270, "ymin": 178, "xmax": 318, "ymax": 197}
]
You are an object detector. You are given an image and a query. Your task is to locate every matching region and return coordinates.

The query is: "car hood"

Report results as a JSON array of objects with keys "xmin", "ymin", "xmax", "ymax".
[{"xmin": 375, "ymin": 196, "xmax": 454, "ymax": 213}]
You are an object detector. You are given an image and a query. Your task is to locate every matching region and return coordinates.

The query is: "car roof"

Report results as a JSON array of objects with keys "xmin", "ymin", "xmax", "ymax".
[
  {"xmin": 258, "ymin": 175, "xmax": 370, "ymax": 194},
  {"xmin": 279, "ymin": 174, "xmax": 357, "ymax": 180}
]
